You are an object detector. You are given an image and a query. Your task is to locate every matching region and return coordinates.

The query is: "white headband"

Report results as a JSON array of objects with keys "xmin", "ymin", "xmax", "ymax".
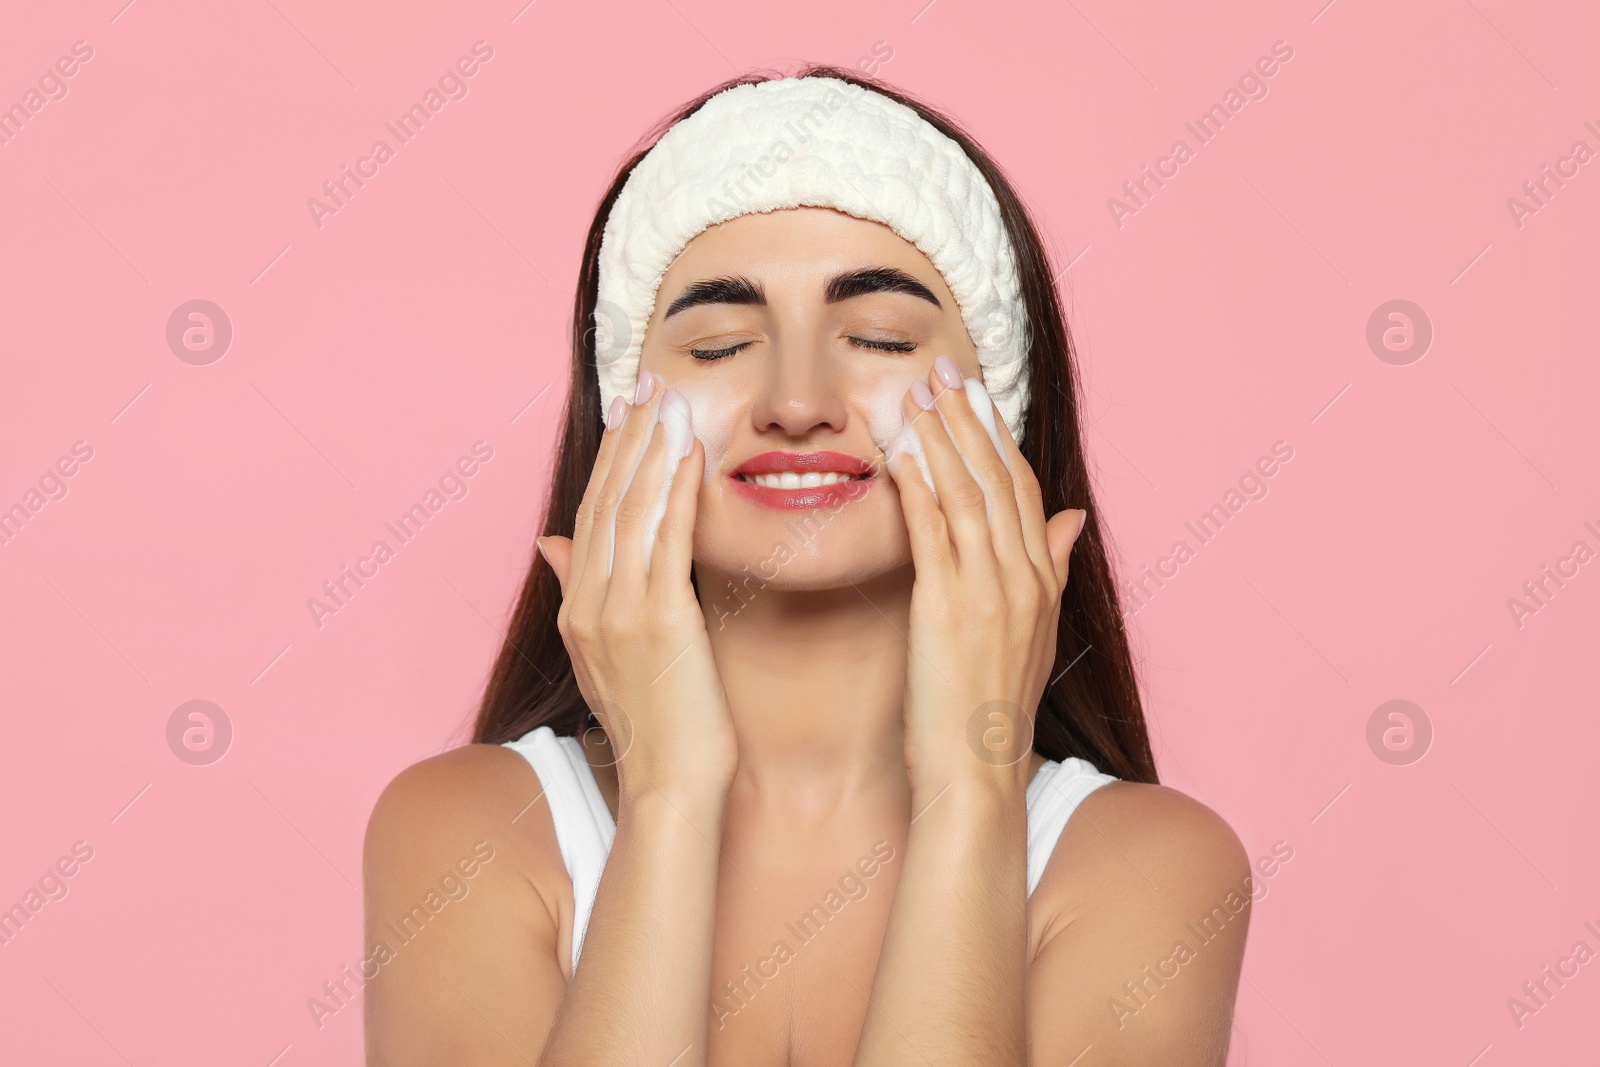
[{"xmin": 592, "ymin": 76, "xmax": 1032, "ymax": 442}]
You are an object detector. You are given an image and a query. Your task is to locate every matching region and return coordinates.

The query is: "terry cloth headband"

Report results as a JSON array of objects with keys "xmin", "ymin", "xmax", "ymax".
[{"xmin": 592, "ymin": 75, "xmax": 1033, "ymax": 442}]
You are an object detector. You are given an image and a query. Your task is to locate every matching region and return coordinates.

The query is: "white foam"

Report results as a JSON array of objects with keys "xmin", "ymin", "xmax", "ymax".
[
  {"xmin": 607, "ymin": 372, "xmax": 1009, "ymax": 576},
  {"xmin": 671, "ymin": 377, "xmax": 738, "ymax": 485},
  {"xmin": 640, "ymin": 389, "xmax": 694, "ymax": 575},
  {"xmin": 604, "ymin": 387, "xmax": 702, "ymax": 578},
  {"xmin": 871, "ymin": 374, "xmax": 1008, "ymax": 516},
  {"xmin": 868, "ymin": 374, "xmax": 935, "ymax": 493},
  {"xmin": 964, "ymin": 376, "xmax": 1007, "ymax": 458},
  {"xmin": 959, "ymin": 377, "xmax": 1006, "ymax": 518},
  {"xmin": 603, "ymin": 417, "xmax": 648, "ymax": 578}
]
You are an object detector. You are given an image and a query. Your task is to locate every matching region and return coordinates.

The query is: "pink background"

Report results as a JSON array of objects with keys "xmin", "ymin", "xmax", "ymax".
[{"xmin": 2, "ymin": 0, "xmax": 1595, "ymax": 1063}]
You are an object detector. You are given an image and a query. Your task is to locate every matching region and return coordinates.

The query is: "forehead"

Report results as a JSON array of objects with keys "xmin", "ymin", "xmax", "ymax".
[{"xmin": 657, "ymin": 206, "xmax": 954, "ymax": 300}]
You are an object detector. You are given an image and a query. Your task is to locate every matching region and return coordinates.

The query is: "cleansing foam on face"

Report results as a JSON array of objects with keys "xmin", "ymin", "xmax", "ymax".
[
  {"xmin": 605, "ymin": 388, "xmax": 698, "ymax": 578},
  {"xmin": 671, "ymin": 378, "xmax": 737, "ymax": 484},
  {"xmin": 962, "ymin": 376, "xmax": 1007, "ymax": 459},
  {"xmin": 641, "ymin": 389, "xmax": 695, "ymax": 575},
  {"xmin": 878, "ymin": 374, "xmax": 1009, "ymax": 517}
]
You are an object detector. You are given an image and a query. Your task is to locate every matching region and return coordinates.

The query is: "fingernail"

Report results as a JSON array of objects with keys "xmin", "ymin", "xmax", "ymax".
[
  {"xmin": 909, "ymin": 379, "xmax": 936, "ymax": 410},
  {"xmin": 634, "ymin": 370, "xmax": 656, "ymax": 405},
  {"xmin": 933, "ymin": 354, "xmax": 963, "ymax": 389},
  {"xmin": 535, "ymin": 537, "xmax": 547, "ymax": 560},
  {"xmin": 605, "ymin": 394, "xmax": 626, "ymax": 430}
]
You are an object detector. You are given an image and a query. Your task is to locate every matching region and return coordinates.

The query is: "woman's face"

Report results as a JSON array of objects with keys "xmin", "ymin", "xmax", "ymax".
[{"xmin": 637, "ymin": 206, "xmax": 982, "ymax": 591}]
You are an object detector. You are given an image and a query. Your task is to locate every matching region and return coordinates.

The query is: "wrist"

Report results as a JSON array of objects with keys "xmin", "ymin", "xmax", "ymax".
[
  {"xmin": 908, "ymin": 767, "xmax": 1028, "ymax": 824},
  {"xmin": 907, "ymin": 732, "xmax": 1033, "ymax": 799},
  {"xmin": 906, "ymin": 703, "xmax": 1036, "ymax": 797},
  {"xmin": 617, "ymin": 762, "xmax": 734, "ymax": 818}
]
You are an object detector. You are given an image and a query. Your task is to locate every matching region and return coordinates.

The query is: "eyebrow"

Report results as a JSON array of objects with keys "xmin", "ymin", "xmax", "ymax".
[{"xmin": 661, "ymin": 266, "xmax": 942, "ymax": 319}]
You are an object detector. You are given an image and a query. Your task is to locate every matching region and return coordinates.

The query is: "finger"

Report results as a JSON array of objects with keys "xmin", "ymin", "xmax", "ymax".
[
  {"xmin": 885, "ymin": 435, "xmax": 956, "ymax": 591},
  {"xmin": 609, "ymin": 416, "xmax": 669, "ymax": 601},
  {"xmin": 538, "ymin": 535, "xmax": 574, "ymax": 596},
  {"xmin": 641, "ymin": 388, "xmax": 696, "ymax": 578},
  {"xmin": 569, "ymin": 393, "xmax": 631, "ymax": 586},
  {"xmin": 905, "ymin": 373, "xmax": 999, "ymax": 576},
  {"xmin": 989, "ymin": 400, "xmax": 1054, "ymax": 586},
  {"xmin": 1046, "ymin": 508, "xmax": 1088, "ymax": 591},
  {"xmin": 648, "ymin": 433, "xmax": 705, "ymax": 602},
  {"xmin": 578, "ymin": 372, "xmax": 665, "ymax": 592},
  {"xmin": 932, "ymin": 368, "xmax": 1029, "ymax": 576}
]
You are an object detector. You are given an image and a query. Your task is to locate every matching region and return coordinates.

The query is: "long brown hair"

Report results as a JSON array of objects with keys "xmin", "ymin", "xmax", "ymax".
[{"xmin": 471, "ymin": 65, "xmax": 1158, "ymax": 784}]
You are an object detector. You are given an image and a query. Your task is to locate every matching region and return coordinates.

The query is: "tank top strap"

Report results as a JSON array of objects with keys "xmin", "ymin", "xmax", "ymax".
[
  {"xmin": 502, "ymin": 726, "xmax": 616, "ymax": 976},
  {"xmin": 1025, "ymin": 757, "xmax": 1118, "ymax": 895}
]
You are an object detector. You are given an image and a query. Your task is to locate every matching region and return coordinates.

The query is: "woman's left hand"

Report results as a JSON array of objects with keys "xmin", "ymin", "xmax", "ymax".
[{"xmin": 884, "ymin": 354, "xmax": 1087, "ymax": 799}]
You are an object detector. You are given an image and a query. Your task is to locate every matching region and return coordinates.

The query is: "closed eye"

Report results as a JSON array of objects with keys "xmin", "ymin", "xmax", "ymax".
[
  {"xmin": 689, "ymin": 336, "xmax": 918, "ymax": 362},
  {"xmin": 689, "ymin": 340, "xmax": 755, "ymax": 361},
  {"xmin": 851, "ymin": 337, "xmax": 917, "ymax": 353}
]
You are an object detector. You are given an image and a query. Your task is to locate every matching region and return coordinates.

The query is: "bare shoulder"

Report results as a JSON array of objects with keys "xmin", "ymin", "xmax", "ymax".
[
  {"xmin": 1076, "ymin": 781, "xmax": 1247, "ymax": 873},
  {"xmin": 1040, "ymin": 781, "xmax": 1251, "ymax": 936},
  {"xmin": 363, "ymin": 743, "xmax": 571, "ymax": 940},
  {"xmin": 362, "ymin": 744, "xmax": 573, "ymax": 1064},
  {"xmin": 366, "ymin": 743, "xmax": 542, "ymax": 839},
  {"xmin": 368, "ymin": 742, "xmax": 563, "ymax": 857},
  {"xmin": 1027, "ymin": 782, "xmax": 1252, "ymax": 1065}
]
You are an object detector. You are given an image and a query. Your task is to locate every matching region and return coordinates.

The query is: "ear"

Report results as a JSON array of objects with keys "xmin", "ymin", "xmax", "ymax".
[
  {"xmin": 1044, "ymin": 509, "xmax": 1087, "ymax": 590},
  {"xmin": 537, "ymin": 536, "xmax": 574, "ymax": 596}
]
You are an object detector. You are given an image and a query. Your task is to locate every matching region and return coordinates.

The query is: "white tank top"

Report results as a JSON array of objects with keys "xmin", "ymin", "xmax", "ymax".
[{"xmin": 503, "ymin": 724, "xmax": 1117, "ymax": 975}]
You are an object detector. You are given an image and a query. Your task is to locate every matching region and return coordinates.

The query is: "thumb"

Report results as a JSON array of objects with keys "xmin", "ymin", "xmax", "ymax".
[
  {"xmin": 1045, "ymin": 509, "xmax": 1088, "ymax": 591},
  {"xmin": 537, "ymin": 535, "xmax": 575, "ymax": 595}
]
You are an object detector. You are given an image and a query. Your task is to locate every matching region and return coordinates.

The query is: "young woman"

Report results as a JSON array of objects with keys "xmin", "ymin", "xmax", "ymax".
[{"xmin": 363, "ymin": 66, "xmax": 1250, "ymax": 1066}]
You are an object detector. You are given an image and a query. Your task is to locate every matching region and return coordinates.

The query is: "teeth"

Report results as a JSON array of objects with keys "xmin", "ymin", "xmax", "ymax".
[{"xmin": 744, "ymin": 471, "xmax": 855, "ymax": 488}]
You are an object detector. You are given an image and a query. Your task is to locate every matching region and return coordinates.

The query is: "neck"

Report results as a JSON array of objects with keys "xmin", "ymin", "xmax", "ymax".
[{"xmin": 696, "ymin": 560, "xmax": 914, "ymax": 816}]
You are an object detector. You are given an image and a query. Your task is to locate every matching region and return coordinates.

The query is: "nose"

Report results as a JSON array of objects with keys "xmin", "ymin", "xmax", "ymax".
[{"xmin": 748, "ymin": 338, "xmax": 849, "ymax": 439}]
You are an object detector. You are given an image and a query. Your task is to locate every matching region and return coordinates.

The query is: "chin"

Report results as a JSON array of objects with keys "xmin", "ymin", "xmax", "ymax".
[{"xmin": 693, "ymin": 509, "xmax": 913, "ymax": 597}]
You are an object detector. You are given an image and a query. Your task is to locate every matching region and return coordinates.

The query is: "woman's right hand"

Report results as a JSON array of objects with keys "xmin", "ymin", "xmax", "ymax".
[{"xmin": 536, "ymin": 371, "xmax": 738, "ymax": 806}]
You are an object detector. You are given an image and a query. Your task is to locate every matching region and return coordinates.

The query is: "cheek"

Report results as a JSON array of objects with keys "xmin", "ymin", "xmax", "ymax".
[
  {"xmin": 665, "ymin": 376, "xmax": 738, "ymax": 482},
  {"xmin": 865, "ymin": 373, "xmax": 919, "ymax": 452},
  {"xmin": 866, "ymin": 373, "xmax": 934, "ymax": 489}
]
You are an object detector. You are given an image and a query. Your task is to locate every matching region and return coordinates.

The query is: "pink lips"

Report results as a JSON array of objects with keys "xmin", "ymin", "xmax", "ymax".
[{"xmin": 729, "ymin": 450, "xmax": 878, "ymax": 511}]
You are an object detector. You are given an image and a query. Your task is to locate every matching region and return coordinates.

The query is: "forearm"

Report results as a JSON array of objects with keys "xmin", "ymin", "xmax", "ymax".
[
  {"xmin": 852, "ymin": 777, "xmax": 1030, "ymax": 1067},
  {"xmin": 538, "ymin": 784, "xmax": 727, "ymax": 1067}
]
